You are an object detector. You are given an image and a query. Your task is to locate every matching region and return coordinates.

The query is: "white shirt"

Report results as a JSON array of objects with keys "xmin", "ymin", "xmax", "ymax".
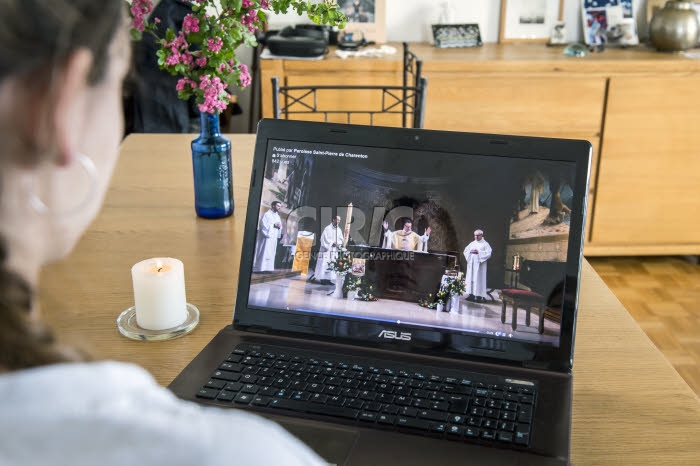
[{"xmin": 0, "ymin": 362, "xmax": 327, "ymax": 466}]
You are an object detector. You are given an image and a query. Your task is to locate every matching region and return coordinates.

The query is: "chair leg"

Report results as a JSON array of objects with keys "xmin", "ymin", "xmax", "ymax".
[
  {"xmin": 486, "ymin": 288, "xmax": 495, "ymax": 302},
  {"xmin": 525, "ymin": 308, "xmax": 531, "ymax": 327},
  {"xmin": 512, "ymin": 304, "xmax": 518, "ymax": 331},
  {"xmin": 538, "ymin": 310, "xmax": 545, "ymax": 334},
  {"xmin": 501, "ymin": 300, "xmax": 507, "ymax": 324}
]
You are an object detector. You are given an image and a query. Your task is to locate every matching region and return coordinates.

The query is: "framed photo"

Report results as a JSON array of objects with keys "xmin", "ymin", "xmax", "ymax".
[
  {"xmin": 499, "ymin": 0, "xmax": 564, "ymax": 43},
  {"xmin": 583, "ymin": 0, "xmax": 639, "ymax": 47},
  {"xmin": 695, "ymin": 2, "xmax": 700, "ymax": 45},
  {"xmin": 549, "ymin": 21, "xmax": 567, "ymax": 44},
  {"xmin": 432, "ymin": 23, "xmax": 483, "ymax": 48},
  {"xmin": 337, "ymin": 0, "xmax": 386, "ymax": 44}
]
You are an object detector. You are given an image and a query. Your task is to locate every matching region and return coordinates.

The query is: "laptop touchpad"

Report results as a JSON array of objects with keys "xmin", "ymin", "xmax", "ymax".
[{"xmin": 279, "ymin": 420, "xmax": 359, "ymax": 466}]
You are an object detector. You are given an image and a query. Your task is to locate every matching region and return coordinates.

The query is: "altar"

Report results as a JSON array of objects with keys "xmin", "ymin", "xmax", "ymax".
[{"xmin": 347, "ymin": 246, "xmax": 458, "ymax": 303}]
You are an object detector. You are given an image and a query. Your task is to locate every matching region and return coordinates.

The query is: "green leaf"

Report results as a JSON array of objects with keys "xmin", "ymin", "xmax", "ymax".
[
  {"xmin": 129, "ymin": 28, "xmax": 143, "ymax": 41},
  {"xmin": 188, "ymin": 31, "xmax": 203, "ymax": 43}
]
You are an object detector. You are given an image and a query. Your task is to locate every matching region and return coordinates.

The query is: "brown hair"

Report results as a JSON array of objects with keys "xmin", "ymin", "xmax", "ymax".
[
  {"xmin": 0, "ymin": 0, "xmax": 124, "ymax": 85},
  {"xmin": 0, "ymin": 0, "xmax": 124, "ymax": 371}
]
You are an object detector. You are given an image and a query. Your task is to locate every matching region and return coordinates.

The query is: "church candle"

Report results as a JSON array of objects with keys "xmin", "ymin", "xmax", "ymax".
[
  {"xmin": 343, "ymin": 202, "xmax": 353, "ymax": 247},
  {"xmin": 131, "ymin": 257, "xmax": 188, "ymax": 330}
]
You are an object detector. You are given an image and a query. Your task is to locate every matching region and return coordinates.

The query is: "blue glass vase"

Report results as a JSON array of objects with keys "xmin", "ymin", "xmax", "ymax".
[{"xmin": 191, "ymin": 112, "xmax": 233, "ymax": 218}]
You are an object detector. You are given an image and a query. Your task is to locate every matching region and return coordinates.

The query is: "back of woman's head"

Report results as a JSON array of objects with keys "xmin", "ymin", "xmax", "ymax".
[
  {"xmin": 0, "ymin": 0, "xmax": 123, "ymax": 86},
  {"xmin": 0, "ymin": 0, "xmax": 125, "ymax": 371}
]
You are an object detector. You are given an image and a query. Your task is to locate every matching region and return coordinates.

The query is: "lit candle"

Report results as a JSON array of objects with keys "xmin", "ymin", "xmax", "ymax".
[
  {"xmin": 343, "ymin": 202, "xmax": 353, "ymax": 247},
  {"xmin": 131, "ymin": 257, "xmax": 188, "ymax": 330}
]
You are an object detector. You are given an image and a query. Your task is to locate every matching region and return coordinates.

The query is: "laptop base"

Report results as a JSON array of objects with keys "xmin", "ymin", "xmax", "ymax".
[{"xmin": 169, "ymin": 326, "xmax": 571, "ymax": 466}]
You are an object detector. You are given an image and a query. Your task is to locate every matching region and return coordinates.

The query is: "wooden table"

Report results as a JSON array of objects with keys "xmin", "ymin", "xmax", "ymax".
[{"xmin": 40, "ymin": 134, "xmax": 700, "ymax": 465}]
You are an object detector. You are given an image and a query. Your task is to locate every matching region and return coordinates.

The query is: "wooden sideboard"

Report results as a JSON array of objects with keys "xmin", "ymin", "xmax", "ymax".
[{"xmin": 260, "ymin": 43, "xmax": 700, "ymax": 256}]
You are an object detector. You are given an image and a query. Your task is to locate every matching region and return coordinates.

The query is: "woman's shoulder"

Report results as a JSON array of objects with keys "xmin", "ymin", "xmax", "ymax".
[
  {"xmin": 0, "ymin": 361, "xmax": 326, "ymax": 466},
  {"xmin": 0, "ymin": 360, "xmax": 154, "ymax": 392}
]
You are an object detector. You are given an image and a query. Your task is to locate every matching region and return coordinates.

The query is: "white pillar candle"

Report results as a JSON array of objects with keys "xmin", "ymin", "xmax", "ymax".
[{"xmin": 131, "ymin": 257, "xmax": 188, "ymax": 331}]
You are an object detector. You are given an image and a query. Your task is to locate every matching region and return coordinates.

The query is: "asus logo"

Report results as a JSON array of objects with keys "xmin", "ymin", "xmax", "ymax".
[{"xmin": 378, "ymin": 330, "xmax": 412, "ymax": 341}]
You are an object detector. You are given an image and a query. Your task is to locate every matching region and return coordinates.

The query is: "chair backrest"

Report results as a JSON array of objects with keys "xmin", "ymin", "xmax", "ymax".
[
  {"xmin": 271, "ymin": 44, "xmax": 427, "ymax": 128},
  {"xmin": 519, "ymin": 260, "xmax": 567, "ymax": 298},
  {"xmin": 402, "ymin": 42, "xmax": 423, "ymax": 128}
]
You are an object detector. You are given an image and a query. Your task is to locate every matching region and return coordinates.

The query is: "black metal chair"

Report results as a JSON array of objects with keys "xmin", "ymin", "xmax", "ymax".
[{"xmin": 271, "ymin": 43, "xmax": 427, "ymax": 128}]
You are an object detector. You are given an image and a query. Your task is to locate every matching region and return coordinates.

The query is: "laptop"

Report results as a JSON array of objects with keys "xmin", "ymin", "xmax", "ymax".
[{"xmin": 169, "ymin": 119, "xmax": 591, "ymax": 466}]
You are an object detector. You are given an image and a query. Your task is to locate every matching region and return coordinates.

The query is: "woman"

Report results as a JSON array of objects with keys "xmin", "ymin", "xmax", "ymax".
[{"xmin": 0, "ymin": 2, "xmax": 325, "ymax": 464}]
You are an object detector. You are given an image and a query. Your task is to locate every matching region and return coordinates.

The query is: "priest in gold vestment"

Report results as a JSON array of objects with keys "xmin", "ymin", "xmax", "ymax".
[{"xmin": 381, "ymin": 219, "xmax": 430, "ymax": 251}]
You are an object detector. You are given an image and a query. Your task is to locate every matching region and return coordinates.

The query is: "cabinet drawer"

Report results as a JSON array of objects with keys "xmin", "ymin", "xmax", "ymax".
[
  {"xmin": 423, "ymin": 75, "xmax": 605, "ymax": 139},
  {"xmin": 592, "ymin": 76, "xmax": 700, "ymax": 246}
]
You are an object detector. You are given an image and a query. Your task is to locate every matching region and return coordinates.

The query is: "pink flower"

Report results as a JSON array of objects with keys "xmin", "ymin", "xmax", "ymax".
[
  {"xmin": 182, "ymin": 14, "xmax": 200, "ymax": 34},
  {"xmin": 165, "ymin": 33, "xmax": 188, "ymax": 55},
  {"xmin": 154, "ymin": 17, "xmax": 161, "ymax": 23},
  {"xmin": 197, "ymin": 74, "xmax": 229, "ymax": 114},
  {"xmin": 242, "ymin": 0, "xmax": 254, "ymax": 7},
  {"xmin": 132, "ymin": 16, "xmax": 145, "ymax": 32},
  {"xmin": 181, "ymin": 52, "xmax": 193, "ymax": 65},
  {"xmin": 176, "ymin": 77, "xmax": 196, "ymax": 91},
  {"xmin": 130, "ymin": 0, "xmax": 154, "ymax": 32},
  {"xmin": 241, "ymin": 9, "xmax": 258, "ymax": 33},
  {"xmin": 196, "ymin": 57, "xmax": 207, "ymax": 67},
  {"xmin": 238, "ymin": 63, "xmax": 251, "ymax": 87},
  {"xmin": 260, "ymin": 0, "xmax": 271, "ymax": 9},
  {"xmin": 165, "ymin": 53, "xmax": 180, "ymax": 66},
  {"xmin": 207, "ymin": 37, "xmax": 224, "ymax": 54}
]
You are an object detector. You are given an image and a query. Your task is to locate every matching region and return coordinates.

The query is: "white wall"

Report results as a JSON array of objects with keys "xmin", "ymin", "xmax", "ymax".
[{"xmin": 267, "ymin": 0, "xmax": 649, "ymax": 44}]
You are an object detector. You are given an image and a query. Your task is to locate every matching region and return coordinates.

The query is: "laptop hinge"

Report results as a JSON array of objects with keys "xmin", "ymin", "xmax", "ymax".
[
  {"xmin": 522, "ymin": 360, "xmax": 572, "ymax": 374},
  {"xmin": 245, "ymin": 325, "xmax": 269, "ymax": 334}
]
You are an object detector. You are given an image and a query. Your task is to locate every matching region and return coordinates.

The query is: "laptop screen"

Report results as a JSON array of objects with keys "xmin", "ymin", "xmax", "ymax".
[{"xmin": 245, "ymin": 137, "xmax": 577, "ymax": 350}]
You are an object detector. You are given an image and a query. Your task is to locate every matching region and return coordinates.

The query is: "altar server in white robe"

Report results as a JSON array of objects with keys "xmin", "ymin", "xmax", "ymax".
[
  {"xmin": 463, "ymin": 229, "xmax": 492, "ymax": 302},
  {"xmin": 314, "ymin": 216, "xmax": 342, "ymax": 284},
  {"xmin": 253, "ymin": 201, "xmax": 283, "ymax": 272}
]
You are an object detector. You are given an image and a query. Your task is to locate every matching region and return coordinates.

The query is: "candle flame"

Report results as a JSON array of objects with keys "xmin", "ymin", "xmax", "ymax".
[{"xmin": 156, "ymin": 260, "xmax": 163, "ymax": 273}]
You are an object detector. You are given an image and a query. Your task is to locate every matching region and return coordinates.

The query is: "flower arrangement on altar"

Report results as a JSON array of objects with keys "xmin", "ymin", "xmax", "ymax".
[
  {"xmin": 327, "ymin": 247, "xmax": 353, "ymax": 275},
  {"xmin": 356, "ymin": 279, "xmax": 378, "ymax": 302},
  {"xmin": 344, "ymin": 274, "xmax": 362, "ymax": 294},
  {"xmin": 443, "ymin": 276, "xmax": 466, "ymax": 296},
  {"xmin": 418, "ymin": 287, "xmax": 450, "ymax": 309},
  {"xmin": 418, "ymin": 292, "xmax": 438, "ymax": 309},
  {"xmin": 126, "ymin": 0, "xmax": 346, "ymax": 114},
  {"xmin": 343, "ymin": 275, "xmax": 378, "ymax": 302}
]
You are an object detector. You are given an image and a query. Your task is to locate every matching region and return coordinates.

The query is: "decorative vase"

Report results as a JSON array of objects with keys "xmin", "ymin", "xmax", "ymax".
[
  {"xmin": 436, "ymin": 302, "xmax": 444, "ymax": 312},
  {"xmin": 449, "ymin": 294, "xmax": 460, "ymax": 313},
  {"xmin": 332, "ymin": 274, "xmax": 346, "ymax": 298},
  {"xmin": 191, "ymin": 112, "xmax": 234, "ymax": 218},
  {"xmin": 650, "ymin": 0, "xmax": 700, "ymax": 51}
]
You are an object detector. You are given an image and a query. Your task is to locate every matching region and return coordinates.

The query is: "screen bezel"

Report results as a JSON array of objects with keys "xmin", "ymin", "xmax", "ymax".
[{"xmin": 234, "ymin": 119, "xmax": 591, "ymax": 372}]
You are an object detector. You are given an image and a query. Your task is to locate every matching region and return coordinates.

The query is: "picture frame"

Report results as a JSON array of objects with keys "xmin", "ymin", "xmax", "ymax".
[
  {"xmin": 499, "ymin": 0, "xmax": 564, "ymax": 43},
  {"xmin": 695, "ymin": 2, "xmax": 700, "ymax": 45},
  {"xmin": 582, "ymin": 0, "xmax": 639, "ymax": 47},
  {"xmin": 548, "ymin": 21, "xmax": 567, "ymax": 44},
  {"xmin": 336, "ymin": 0, "xmax": 386, "ymax": 44},
  {"xmin": 432, "ymin": 23, "xmax": 483, "ymax": 48}
]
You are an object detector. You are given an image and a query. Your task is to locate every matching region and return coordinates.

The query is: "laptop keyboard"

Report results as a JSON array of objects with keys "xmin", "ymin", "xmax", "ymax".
[{"xmin": 196, "ymin": 344, "xmax": 536, "ymax": 448}]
